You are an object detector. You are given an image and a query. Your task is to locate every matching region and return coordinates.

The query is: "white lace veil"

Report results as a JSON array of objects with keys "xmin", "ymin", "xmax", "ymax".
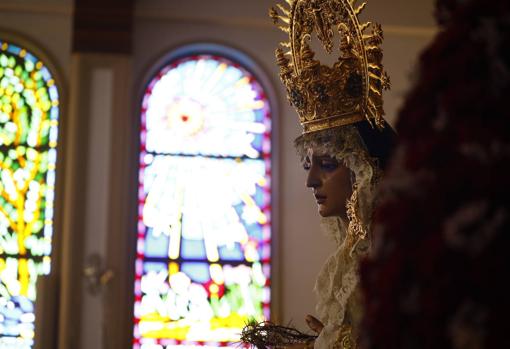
[{"xmin": 295, "ymin": 125, "xmax": 379, "ymax": 349}]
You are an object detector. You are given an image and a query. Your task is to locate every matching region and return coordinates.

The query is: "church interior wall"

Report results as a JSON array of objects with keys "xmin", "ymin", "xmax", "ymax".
[
  {"xmin": 0, "ymin": 0, "xmax": 437, "ymax": 346},
  {"xmin": 0, "ymin": 0, "xmax": 73, "ymax": 83}
]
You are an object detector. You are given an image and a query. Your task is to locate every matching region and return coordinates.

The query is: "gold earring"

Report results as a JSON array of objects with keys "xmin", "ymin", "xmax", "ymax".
[{"xmin": 345, "ymin": 184, "xmax": 368, "ymax": 254}]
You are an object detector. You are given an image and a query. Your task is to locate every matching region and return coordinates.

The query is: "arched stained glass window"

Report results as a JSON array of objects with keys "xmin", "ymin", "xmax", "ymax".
[
  {"xmin": 0, "ymin": 40, "xmax": 60, "ymax": 348},
  {"xmin": 133, "ymin": 52, "xmax": 272, "ymax": 348}
]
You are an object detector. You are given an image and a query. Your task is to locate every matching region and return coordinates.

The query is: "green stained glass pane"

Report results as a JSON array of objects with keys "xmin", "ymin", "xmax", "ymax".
[{"xmin": 0, "ymin": 40, "xmax": 60, "ymax": 348}]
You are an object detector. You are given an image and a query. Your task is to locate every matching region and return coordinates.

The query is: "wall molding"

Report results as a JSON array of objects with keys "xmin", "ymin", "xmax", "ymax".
[{"xmin": 0, "ymin": 3, "xmax": 72, "ymax": 16}]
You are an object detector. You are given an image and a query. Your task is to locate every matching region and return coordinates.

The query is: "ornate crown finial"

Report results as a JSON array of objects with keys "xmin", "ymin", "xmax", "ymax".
[{"xmin": 270, "ymin": 0, "xmax": 390, "ymax": 133}]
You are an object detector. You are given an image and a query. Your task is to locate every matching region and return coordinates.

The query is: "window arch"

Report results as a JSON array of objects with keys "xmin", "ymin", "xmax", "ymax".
[
  {"xmin": 0, "ymin": 39, "xmax": 60, "ymax": 348},
  {"xmin": 133, "ymin": 47, "xmax": 272, "ymax": 348}
]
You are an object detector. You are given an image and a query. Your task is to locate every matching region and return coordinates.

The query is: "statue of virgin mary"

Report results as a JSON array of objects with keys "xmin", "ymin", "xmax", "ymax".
[{"xmin": 243, "ymin": 1, "xmax": 397, "ymax": 348}]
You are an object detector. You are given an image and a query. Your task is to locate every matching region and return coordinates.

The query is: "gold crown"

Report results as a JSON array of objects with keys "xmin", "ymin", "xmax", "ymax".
[{"xmin": 270, "ymin": 0, "xmax": 390, "ymax": 133}]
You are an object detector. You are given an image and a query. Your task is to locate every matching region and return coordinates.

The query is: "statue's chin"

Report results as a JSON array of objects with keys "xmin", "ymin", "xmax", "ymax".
[{"xmin": 318, "ymin": 205, "xmax": 346, "ymax": 219}]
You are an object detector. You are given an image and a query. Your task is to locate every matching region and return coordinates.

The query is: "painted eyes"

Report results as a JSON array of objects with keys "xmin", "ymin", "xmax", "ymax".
[
  {"xmin": 320, "ymin": 160, "xmax": 339, "ymax": 171},
  {"xmin": 302, "ymin": 158, "xmax": 338, "ymax": 171}
]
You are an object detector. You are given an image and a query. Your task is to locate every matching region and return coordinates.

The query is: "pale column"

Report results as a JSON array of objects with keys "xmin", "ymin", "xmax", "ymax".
[{"xmin": 58, "ymin": 53, "xmax": 136, "ymax": 349}]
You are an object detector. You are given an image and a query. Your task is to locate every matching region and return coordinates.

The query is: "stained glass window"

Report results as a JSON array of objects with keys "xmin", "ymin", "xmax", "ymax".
[
  {"xmin": 0, "ymin": 40, "xmax": 60, "ymax": 349},
  {"xmin": 133, "ymin": 54, "xmax": 272, "ymax": 348}
]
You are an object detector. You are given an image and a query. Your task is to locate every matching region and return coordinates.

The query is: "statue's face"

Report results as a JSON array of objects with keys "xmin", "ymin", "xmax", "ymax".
[{"xmin": 304, "ymin": 149, "xmax": 353, "ymax": 218}]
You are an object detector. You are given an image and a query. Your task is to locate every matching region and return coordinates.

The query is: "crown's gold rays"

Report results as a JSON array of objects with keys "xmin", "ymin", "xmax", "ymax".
[
  {"xmin": 271, "ymin": 0, "xmax": 389, "ymax": 133},
  {"xmin": 369, "ymin": 86, "xmax": 382, "ymax": 96},
  {"xmin": 354, "ymin": 2, "xmax": 367, "ymax": 15},
  {"xmin": 269, "ymin": 6, "xmax": 291, "ymax": 33},
  {"xmin": 270, "ymin": 11, "xmax": 286, "ymax": 24},
  {"xmin": 276, "ymin": 3, "xmax": 291, "ymax": 16},
  {"xmin": 360, "ymin": 22, "xmax": 371, "ymax": 32}
]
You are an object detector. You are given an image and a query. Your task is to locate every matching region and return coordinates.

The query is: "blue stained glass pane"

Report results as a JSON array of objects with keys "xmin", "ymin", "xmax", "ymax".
[
  {"xmin": 246, "ymin": 224, "xmax": 262, "ymax": 241},
  {"xmin": 15, "ymin": 296, "xmax": 34, "ymax": 313},
  {"xmin": 40, "ymin": 67, "xmax": 51, "ymax": 81},
  {"xmin": 6, "ymin": 45, "xmax": 21, "ymax": 55},
  {"xmin": 46, "ymin": 169, "xmax": 55, "ymax": 186},
  {"xmin": 254, "ymin": 185, "xmax": 265, "ymax": 206},
  {"xmin": 49, "ymin": 127, "xmax": 58, "ymax": 143},
  {"xmin": 2, "ymin": 305, "xmax": 23, "ymax": 320},
  {"xmin": 50, "ymin": 107, "xmax": 58, "ymax": 120},
  {"xmin": 144, "ymin": 228, "xmax": 169, "ymax": 258},
  {"xmin": 254, "ymin": 108, "xmax": 265, "ymax": 122},
  {"xmin": 44, "ymin": 225, "xmax": 52, "ymax": 239},
  {"xmin": 49, "ymin": 85, "xmax": 58, "ymax": 101},
  {"xmin": 24, "ymin": 53, "xmax": 37, "ymax": 64},
  {"xmin": 143, "ymin": 262, "xmax": 166, "ymax": 273},
  {"xmin": 252, "ymin": 134, "xmax": 263, "ymax": 153},
  {"xmin": 217, "ymin": 242, "xmax": 243, "ymax": 261},
  {"xmin": 181, "ymin": 262, "xmax": 210, "ymax": 283},
  {"xmin": 46, "ymin": 188, "xmax": 55, "ymax": 202},
  {"xmin": 48, "ymin": 148, "xmax": 57, "ymax": 163},
  {"xmin": 180, "ymin": 238, "xmax": 206, "ymax": 259}
]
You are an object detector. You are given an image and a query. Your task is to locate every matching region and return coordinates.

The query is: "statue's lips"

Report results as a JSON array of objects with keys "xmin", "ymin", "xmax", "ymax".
[{"xmin": 314, "ymin": 194, "xmax": 326, "ymax": 204}]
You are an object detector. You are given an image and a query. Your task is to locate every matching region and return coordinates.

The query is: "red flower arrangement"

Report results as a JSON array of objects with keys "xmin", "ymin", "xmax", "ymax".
[{"xmin": 360, "ymin": 0, "xmax": 510, "ymax": 348}]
